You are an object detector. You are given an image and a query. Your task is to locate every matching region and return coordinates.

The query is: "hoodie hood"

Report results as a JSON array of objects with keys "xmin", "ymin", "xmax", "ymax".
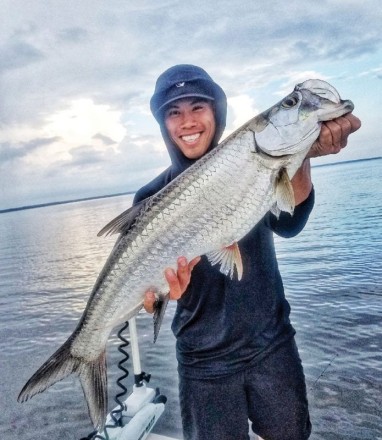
[{"xmin": 150, "ymin": 65, "xmax": 227, "ymax": 178}]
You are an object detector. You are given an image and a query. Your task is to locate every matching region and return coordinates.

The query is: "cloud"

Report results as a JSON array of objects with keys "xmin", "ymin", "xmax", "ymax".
[
  {"xmin": 66, "ymin": 144, "xmax": 108, "ymax": 168},
  {"xmin": 226, "ymin": 95, "xmax": 259, "ymax": 133},
  {"xmin": 0, "ymin": 136, "xmax": 60, "ymax": 166},
  {"xmin": 358, "ymin": 67, "xmax": 382, "ymax": 79},
  {"xmin": 0, "ymin": 40, "xmax": 44, "ymax": 72},
  {"xmin": 92, "ymin": 133, "xmax": 117, "ymax": 146},
  {"xmin": 1, "ymin": 1, "xmax": 380, "ymax": 128},
  {"xmin": 57, "ymin": 27, "xmax": 88, "ymax": 43},
  {"xmin": 0, "ymin": 0, "xmax": 381, "ymax": 208}
]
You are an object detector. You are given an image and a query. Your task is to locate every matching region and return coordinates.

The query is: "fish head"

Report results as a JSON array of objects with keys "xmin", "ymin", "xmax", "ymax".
[{"xmin": 250, "ymin": 79, "xmax": 354, "ymax": 156}]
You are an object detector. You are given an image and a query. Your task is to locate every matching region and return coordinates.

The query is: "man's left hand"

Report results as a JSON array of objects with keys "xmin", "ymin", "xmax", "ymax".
[{"xmin": 307, "ymin": 113, "xmax": 361, "ymax": 158}]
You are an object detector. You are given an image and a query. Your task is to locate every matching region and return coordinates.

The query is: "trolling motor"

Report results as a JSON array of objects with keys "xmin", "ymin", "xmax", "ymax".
[
  {"xmin": 88, "ymin": 317, "xmax": 167, "ymax": 440},
  {"xmin": 83, "ymin": 317, "xmax": 264, "ymax": 440}
]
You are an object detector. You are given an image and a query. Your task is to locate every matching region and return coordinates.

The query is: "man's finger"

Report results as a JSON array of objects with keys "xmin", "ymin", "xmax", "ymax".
[
  {"xmin": 189, "ymin": 256, "xmax": 201, "ymax": 271},
  {"xmin": 144, "ymin": 290, "xmax": 157, "ymax": 314},
  {"xmin": 344, "ymin": 113, "xmax": 361, "ymax": 134},
  {"xmin": 322, "ymin": 120, "xmax": 342, "ymax": 150},
  {"xmin": 165, "ymin": 268, "xmax": 183, "ymax": 299},
  {"xmin": 177, "ymin": 256, "xmax": 201, "ymax": 292},
  {"xmin": 176, "ymin": 257, "xmax": 190, "ymax": 291}
]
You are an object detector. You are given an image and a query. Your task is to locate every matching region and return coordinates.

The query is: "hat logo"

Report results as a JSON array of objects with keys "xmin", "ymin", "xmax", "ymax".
[{"xmin": 175, "ymin": 82, "xmax": 185, "ymax": 87}]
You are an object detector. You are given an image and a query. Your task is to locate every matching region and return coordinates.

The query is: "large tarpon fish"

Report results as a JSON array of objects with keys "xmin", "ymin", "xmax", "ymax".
[{"xmin": 18, "ymin": 79, "xmax": 354, "ymax": 429}]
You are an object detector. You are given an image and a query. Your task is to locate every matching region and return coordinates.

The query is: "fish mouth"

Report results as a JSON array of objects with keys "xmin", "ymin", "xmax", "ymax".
[{"xmin": 318, "ymin": 99, "xmax": 354, "ymax": 122}]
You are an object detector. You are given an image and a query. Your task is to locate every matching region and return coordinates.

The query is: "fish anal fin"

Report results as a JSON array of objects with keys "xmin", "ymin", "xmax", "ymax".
[
  {"xmin": 275, "ymin": 168, "xmax": 295, "ymax": 215},
  {"xmin": 207, "ymin": 242, "xmax": 243, "ymax": 281},
  {"xmin": 153, "ymin": 293, "xmax": 170, "ymax": 343},
  {"xmin": 97, "ymin": 196, "xmax": 152, "ymax": 237}
]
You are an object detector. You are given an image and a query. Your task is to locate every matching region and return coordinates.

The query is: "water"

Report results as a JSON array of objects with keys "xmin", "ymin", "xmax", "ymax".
[{"xmin": 0, "ymin": 158, "xmax": 381, "ymax": 440}]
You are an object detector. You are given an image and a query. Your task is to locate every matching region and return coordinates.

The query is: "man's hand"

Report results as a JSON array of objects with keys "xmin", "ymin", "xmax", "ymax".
[
  {"xmin": 290, "ymin": 113, "xmax": 361, "ymax": 205},
  {"xmin": 307, "ymin": 113, "xmax": 361, "ymax": 158},
  {"xmin": 144, "ymin": 256, "xmax": 201, "ymax": 314}
]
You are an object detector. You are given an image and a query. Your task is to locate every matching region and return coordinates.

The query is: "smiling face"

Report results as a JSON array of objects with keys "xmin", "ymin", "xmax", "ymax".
[{"xmin": 164, "ymin": 98, "xmax": 216, "ymax": 159}]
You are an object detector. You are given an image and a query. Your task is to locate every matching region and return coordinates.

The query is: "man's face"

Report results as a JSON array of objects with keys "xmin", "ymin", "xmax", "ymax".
[{"xmin": 164, "ymin": 98, "xmax": 216, "ymax": 159}]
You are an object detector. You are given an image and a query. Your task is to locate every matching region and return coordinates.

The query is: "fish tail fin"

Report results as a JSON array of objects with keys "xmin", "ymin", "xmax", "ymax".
[
  {"xmin": 17, "ymin": 337, "xmax": 78, "ymax": 402},
  {"xmin": 78, "ymin": 352, "xmax": 108, "ymax": 430},
  {"xmin": 18, "ymin": 337, "xmax": 108, "ymax": 430}
]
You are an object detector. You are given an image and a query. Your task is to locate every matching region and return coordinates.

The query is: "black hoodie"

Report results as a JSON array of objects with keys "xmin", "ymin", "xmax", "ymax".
[{"xmin": 134, "ymin": 65, "xmax": 314, "ymax": 379}]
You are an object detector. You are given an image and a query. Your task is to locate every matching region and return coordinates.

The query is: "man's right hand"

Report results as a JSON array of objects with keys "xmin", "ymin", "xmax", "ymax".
[{"xmin": 144, "ymin": 256, "xmax": 201, "ymax": 313}]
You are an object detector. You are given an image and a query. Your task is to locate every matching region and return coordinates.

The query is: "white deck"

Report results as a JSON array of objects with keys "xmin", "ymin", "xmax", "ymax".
[
  {"xmin": 148, "ymin": 435, "xmax": 179, "ymax": 440},
  {"xmin": 148, "ymin": 434, "xmax": 262, "ymax": 439}
]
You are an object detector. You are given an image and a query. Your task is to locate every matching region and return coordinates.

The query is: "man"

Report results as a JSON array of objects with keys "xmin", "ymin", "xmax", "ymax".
[{"xmin": 134, "ymin": 65, "xmax": 361, "ymax": 440}]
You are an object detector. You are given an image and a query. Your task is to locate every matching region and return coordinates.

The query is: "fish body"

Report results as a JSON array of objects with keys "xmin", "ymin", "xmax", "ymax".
[{"xmin": 18, "ymin": 79, "xmax": 354, "ymax": 429}]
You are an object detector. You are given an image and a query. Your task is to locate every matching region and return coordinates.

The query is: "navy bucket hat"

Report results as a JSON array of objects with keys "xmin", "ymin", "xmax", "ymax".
[{"xmin": 150, "ymin": 64, "xmax": 227, "ymax": 122}]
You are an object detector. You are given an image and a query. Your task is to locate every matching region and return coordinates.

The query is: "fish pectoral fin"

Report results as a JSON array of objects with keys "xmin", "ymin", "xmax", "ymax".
[
  {"xmin": 97, "ymin": 196, "xmax": 152, "ymax": 237},
  {"xmin": 275, "ymin": 168, "xmax": 295, "ymax": 215},
  {"xmin": 206, "ymin": 242, "xmax": 243, "ymax": 281},
  {"xmin": 153, "ymin": 293, "xmax": 170, "ymax": 343},
  {"xmin": 270, "ymin": 203, "xmax": 281, "ymax": 219}
]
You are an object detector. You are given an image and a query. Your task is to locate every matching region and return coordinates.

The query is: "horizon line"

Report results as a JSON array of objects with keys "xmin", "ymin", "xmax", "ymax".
[{"xmin": 1, "ymin": 156, "xmax": 380, "ymax": 215}]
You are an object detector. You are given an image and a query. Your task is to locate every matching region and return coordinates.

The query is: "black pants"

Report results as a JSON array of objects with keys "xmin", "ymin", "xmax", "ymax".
[{"xmin": 178, "ymin": 338, "xmax": 311, "ymax": 440}]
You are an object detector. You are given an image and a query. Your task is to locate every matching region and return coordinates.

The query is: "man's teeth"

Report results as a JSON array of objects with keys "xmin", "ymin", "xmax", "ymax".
[{"xmin": 182, "ymin": 133, "xmax": 200, "ymax": 143}]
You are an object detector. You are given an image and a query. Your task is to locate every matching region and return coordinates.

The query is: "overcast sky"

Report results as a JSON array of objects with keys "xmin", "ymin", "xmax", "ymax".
[{"xmin": 1, "ymin": 0, "xmax": 381, "ymax": 209}]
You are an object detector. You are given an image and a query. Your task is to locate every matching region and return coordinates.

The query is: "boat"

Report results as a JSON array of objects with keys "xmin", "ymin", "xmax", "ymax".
[{"xmin": 93, "ymin": 317, "xmax": 263, "ymax": 440}]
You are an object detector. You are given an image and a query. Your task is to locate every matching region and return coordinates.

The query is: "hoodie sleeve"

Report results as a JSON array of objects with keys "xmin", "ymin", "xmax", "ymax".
[{"xmin": 266, "ymin": 187, "xmax": 315, "ymax": 238}]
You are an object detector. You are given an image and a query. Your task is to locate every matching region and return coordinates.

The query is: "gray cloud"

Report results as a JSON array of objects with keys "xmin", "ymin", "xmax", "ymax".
[
  {"xmin": 1, "ymin": 0, "xmax": 380, "ymax": 126},
  {"xmin": 0, "ymin": 40, "xmax": 44, "ymax": 72},
  {"xmin": 57, "ymin": 27, "xmax": 88, "ymax": 43},
  {"xmin": 0, "ymin": 0, "xmax": 381, "ymax": 208},
  {"xmin": 0, "ymin": 136, "xmax": 60, "ymax": 166},
  {"xmin": 67, "ymin": 145, "xmax": 110, "ymax": 167},
  {"xmin": 92, "ymin": 133, "xmax": 117, "ymax": 145}
]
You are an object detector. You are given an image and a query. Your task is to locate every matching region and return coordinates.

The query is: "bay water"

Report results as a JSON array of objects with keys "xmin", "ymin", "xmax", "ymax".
[{"xmin": 0, "ymin": 158, "xmax": 381, "ymax": 439}]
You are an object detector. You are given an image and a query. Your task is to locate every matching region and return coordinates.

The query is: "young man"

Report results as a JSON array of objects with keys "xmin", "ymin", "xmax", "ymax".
[{"xmin": 134, "ymin": 65, "xmax": 361, "ymax": 440}]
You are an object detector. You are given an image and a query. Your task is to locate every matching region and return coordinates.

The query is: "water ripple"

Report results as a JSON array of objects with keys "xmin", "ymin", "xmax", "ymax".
[{"xmin": 1, "ymin": 162, "xmax": 381, "ymax": 439}]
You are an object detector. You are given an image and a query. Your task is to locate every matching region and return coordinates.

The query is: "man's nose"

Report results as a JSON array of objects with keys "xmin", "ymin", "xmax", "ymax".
[{"xmin": 180, "ymin": 111, "xmax": 197, "ymax": 128}]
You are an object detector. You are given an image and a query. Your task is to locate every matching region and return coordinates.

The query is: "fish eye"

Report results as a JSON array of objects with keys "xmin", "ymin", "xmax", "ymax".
[{"xmin": 282, "ymin": 94, "xmax": 299, "ymax": 108}]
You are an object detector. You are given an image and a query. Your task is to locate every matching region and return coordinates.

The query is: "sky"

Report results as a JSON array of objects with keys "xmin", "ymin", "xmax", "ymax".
[{"xmin": 1, "ymin": 0, "xmax": 381, "ymax": 210}]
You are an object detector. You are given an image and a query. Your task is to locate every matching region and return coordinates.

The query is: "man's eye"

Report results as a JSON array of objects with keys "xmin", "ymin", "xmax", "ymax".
[{"xmin": 167, "ymin": 109, "xmax": 179, "ymax": 117}]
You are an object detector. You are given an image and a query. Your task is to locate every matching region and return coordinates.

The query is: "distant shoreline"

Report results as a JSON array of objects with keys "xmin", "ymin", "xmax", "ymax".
[
  {"xmin": 1, "ymin": 156, "xmax": 380, "ymax": 214},
  {"xmin": 0, "ymin": 191, "xmax": 135, "ymax": 214},
  {"xmin": 312, "ymin": 156, "xmax": 381, "ymax": 168}
]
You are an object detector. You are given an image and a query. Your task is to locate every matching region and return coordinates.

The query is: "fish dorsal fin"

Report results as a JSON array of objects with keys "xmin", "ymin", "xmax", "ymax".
[
  {"xmin": 206, "ymin": 242, "xmax": 243, "ymax": 280},
  {"xmin": 275, "ymin": 168, "xmax": 295, "ymax": 215},
  {"xmin": 97, "ymin": 197, "xmax": 151, "ymax": 237}
]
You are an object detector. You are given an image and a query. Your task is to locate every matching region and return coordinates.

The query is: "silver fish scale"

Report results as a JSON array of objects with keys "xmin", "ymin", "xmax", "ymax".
[{"xmin": 72, "ymin": 127, "xmax": 291, "ymax": 359}]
